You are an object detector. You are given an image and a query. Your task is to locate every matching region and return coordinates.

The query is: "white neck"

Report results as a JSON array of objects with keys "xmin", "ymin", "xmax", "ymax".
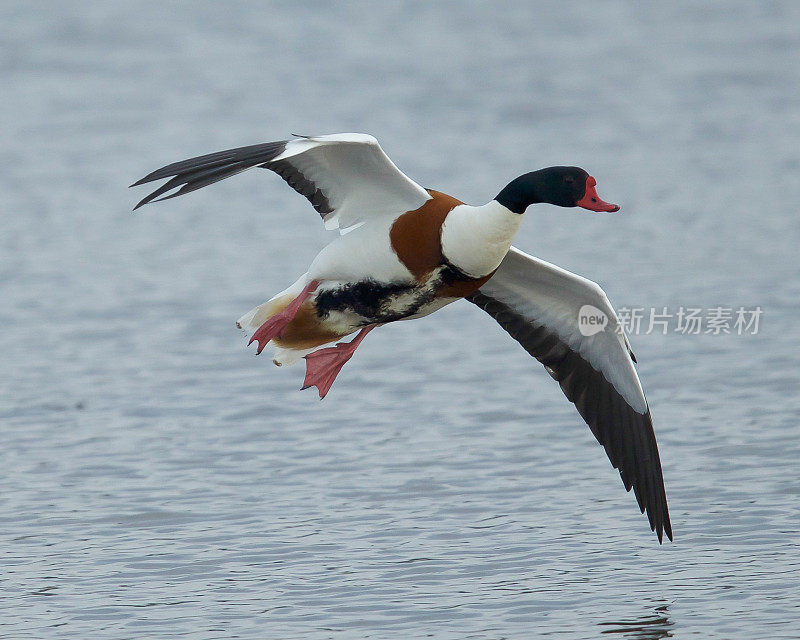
[{"xmin": 440, "ymin": 200, "xmax": 523, "ymax": 277}]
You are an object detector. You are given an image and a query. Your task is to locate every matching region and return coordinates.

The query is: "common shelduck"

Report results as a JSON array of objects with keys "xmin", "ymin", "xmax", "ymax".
[{"xmin": 132, "ymin": 133, "xmax": 671, "ymax": 542}]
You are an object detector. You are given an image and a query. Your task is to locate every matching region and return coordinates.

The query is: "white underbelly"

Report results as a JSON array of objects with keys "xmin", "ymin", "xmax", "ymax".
[
  {"xmin": 402, "ymin": 296, "xmax": 458, "ymax": 321},
  {"xmin": 308, "ymin": 219, "xmax": 414, "ymax": 284}
]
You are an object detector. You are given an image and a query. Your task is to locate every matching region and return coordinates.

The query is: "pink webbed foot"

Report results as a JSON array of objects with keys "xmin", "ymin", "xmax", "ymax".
[
  {"xmin": 249, "ymin": 280, "xmax": 319, "ymax": 355},
  {"xmin": 249, "ymin": 312, "xmax": 293, "ymax": 355},
  {"xmin": 302, "ymin": 347, "xmax": 355, "ymax": 399},
  {"xmin": 302, "ymin": 325, "xmax": 377, "ymax": 399}
]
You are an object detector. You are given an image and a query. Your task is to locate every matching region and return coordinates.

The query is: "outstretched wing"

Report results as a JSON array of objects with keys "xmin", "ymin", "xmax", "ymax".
[
  {"xmin": 467, "ymin": 247, "xmax": 672, "ymax": 542},
  {"xmin": 131, "ymin": 133, "xmax": 431, "ymax": 231}
]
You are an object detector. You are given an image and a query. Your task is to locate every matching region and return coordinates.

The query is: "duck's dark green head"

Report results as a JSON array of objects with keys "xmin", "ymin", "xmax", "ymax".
[{"xmin": 495, "ymin": 167, "xmax": 620, "ymax": 214}]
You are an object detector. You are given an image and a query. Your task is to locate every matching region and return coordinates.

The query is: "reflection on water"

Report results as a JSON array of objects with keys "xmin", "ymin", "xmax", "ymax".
[{"xmin": 600, "ymin": 605, "xmax": 673, "ymax": 639}]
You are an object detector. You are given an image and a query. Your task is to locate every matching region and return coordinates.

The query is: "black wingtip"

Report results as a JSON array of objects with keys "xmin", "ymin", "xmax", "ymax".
[
  {"xmin": 130, "ymin": 168, "xmax": 170, "ymax": 188},
  {"xmin": 656, "ymin": 525, "xmax": 672, "ymax": 544},
  {"xmin": 663, "ymin": 517, "xmax": 674, "ymax": 543},
  {"xmin": 130, "ymin": 140, "xmax": 291, "ymax": 211},
  {"xmin": 132, "ymin": 195, "xmax": 151, "ymax": 211},
  {"xmin": 132, "ymin": 193, "xmax": 171, "ymax": 211},
  {"xmin": 653, "ymin": 493, "xmax": 672, "ymax": 543}
]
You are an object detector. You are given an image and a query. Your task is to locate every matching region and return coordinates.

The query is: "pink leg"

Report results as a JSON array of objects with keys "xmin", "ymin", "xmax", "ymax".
[
  {"xmin": 302, "ymin": 325, "xmax": 378, "ymax": 399},
  {"xmin": 249, "ymin": 280, "xmax": 320, "ymax": 355}
]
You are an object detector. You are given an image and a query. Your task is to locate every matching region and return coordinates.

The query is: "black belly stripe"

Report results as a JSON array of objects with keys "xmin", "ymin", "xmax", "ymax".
[{"xmin": 315, "ymin": 279, "xmax": 428, "ymax": 323}]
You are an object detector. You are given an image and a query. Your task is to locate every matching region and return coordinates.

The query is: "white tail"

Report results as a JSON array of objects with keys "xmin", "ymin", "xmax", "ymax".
[
  {"xmin": 235, "ymin": 273, "xmax": 318, "ymax": 366},
  {"xmin": 236, "ymin": 300, "xmax": 279, "ymax": 332}
]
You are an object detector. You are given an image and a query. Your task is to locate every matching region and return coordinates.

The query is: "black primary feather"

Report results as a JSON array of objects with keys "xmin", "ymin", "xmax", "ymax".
[
  {"xmin": 131, "ymin": 140, "xmax": 332, "ymax": 217},
  {"xmin": 466, "ymin": 290, "xmax": 672, "ymax": 543}
]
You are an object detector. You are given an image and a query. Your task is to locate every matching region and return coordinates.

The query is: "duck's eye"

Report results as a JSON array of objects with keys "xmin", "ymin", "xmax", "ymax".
[{"xmin": 564, "ymin": 176, "xmax": 574, "ymax": 184}]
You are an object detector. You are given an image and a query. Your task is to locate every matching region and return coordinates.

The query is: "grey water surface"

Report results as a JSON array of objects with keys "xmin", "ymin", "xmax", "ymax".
[{"xmin": 2, "ymin": 1, "xmax": 799, "ymax": 638}]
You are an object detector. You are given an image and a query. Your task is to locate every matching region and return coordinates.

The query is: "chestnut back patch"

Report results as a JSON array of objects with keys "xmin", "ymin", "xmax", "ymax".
[
  {"xmin": 389, "ymin": 190, "xmax": 462, "ymax": 280},
  {"xmin": 272, "ymin": 302, "xmax": 346, "ymax": 350}
]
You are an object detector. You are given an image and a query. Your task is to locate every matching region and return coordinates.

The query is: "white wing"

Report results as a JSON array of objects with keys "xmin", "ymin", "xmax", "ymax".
[
  {"xmin": 132, "ymin": 133, "xmax": 431, "ymax": 231},
  {"xmin": 467, "ymin": 246, "xmax": 672, "ymax": 542}
]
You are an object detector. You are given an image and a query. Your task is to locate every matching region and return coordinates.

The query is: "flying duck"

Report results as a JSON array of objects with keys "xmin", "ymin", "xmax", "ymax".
[{"xmin": 132, "ymin": 133, "xmax": 672, "ymax": 542}]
